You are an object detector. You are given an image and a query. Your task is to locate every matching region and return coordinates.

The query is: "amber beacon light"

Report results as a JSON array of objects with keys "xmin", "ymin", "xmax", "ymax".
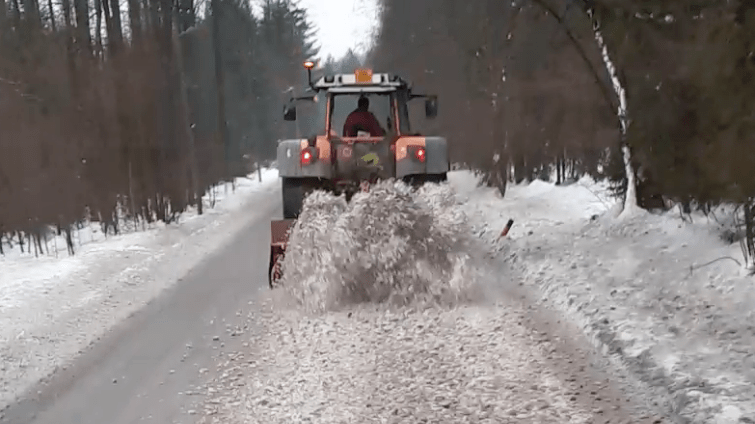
[
  {"xmin": 303, "ymin": 60, "xmax": 316, "ymax": 89},
  {"xmin": 355, "ymin": 68, "xmax": 373, "ymax": 83}
]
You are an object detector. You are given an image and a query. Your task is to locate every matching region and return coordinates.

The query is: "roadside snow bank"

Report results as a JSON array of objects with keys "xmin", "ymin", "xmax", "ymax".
[
  {"xmin": 279, "ymin": 180, "xmax": 486, "ymax": 312},
  {"xmin": 0, "ymin": 169, "xmax": 279, "ymax": 410},
  {"xmin": 451, "ymin": 171, "xmax": 755, "ymax": 424}
]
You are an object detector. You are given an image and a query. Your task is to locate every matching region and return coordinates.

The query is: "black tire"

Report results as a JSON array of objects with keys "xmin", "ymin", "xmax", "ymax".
[
  {"xmin": 282, "ymin": 178, "xmax": 304, "ymax": 219},
  {"xmin": 282, "ymin": 177, "xmax": 322, "ymax": 219},
  {"xmin": 268, "ymin": 249, "xmax": 276, "ymax": 289},
  {"xmin": 403, "ymin": 173, "xmax": 447, "ymax": 188}
]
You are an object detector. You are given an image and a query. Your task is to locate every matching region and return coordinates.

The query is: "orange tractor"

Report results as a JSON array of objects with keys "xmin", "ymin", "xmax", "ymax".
[{"xmin": 268, "ymin": 62, "xmax": 450, "ymax": 288}]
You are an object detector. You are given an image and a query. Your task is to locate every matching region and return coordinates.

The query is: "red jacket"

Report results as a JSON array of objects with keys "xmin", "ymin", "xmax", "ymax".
[{"xmin": 342, "ymin": 109, "xmax": 385, "ymax": 137}]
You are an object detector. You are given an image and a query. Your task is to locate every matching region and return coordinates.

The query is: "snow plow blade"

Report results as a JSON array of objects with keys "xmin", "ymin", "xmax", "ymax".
[{"xmin": 269, "ymin": 219, "xmax": 296, "ymax": 288}]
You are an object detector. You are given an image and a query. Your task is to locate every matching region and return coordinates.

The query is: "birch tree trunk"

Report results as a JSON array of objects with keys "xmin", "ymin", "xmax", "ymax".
[{"xmin": 585, "ymin": 6, "xmax": 638, "ymax": 215}]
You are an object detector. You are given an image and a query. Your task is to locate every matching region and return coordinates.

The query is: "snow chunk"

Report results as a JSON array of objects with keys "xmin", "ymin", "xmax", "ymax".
[{"xmin": 279, "ymin": 180, "xmax": 483, "ymax": 312}]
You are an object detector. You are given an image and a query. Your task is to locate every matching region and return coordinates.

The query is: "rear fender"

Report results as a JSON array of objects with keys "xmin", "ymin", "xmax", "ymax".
[
  {"xmin": 395, "ymin": 136, "xmax": 449, "ymax": 178},
  {"xmin": 269, "ymin": 219, "xmax": 296, "ymax": 287},
  {"xmin": 277, "ymin": 138, "xmax": 333, "ymax": 179}
]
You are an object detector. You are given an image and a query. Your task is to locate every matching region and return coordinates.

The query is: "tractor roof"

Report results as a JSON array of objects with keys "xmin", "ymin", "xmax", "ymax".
[{"xmin": 310, "ymin": 70, "xmax": 410, "ymax": 94}]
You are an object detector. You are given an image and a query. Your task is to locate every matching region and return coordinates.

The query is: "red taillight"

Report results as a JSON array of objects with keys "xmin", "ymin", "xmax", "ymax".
[
  {"xmin": 415, "ymin": 147, "xmax": 426, "ymax": 162},
  {"xmin": 301, "ymin": 148, "xmax": 313, "ymax": 165}
]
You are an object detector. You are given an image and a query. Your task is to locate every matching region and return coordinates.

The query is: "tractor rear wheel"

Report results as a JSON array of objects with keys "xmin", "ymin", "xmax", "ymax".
[
  {"xmin": 268, "ymin": 249, "xmax": 277, "ymax": 288},
  {"xmin": 282, "ymin": 177, "xmax": 321, "ymax": 219},
  {"xmin": 430, "ymin": 172, "xmax": 448, "ymax": 183},
  {"xmin": 403, "ymin": 173, "xmax": 448, "ymax": 188},
  {"xmin": 269, "ymin": 247, "xmax": 284, "ymax": 288}
]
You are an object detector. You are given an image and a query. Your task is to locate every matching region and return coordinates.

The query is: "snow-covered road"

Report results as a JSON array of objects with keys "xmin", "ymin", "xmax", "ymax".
[
  {"xmin": 0, "ymin": 169, "xmax": 280, "ymax": 413},
  {"xmin": 198, "ymin": 295, "xmax": 645, "ymax": 424},
  {"xmin": 195, "ymin": 175, "xmax": 667, "ymax": 424},
  {"xmin": 3, "ymin": 168, "xmax": 750, "ymax": 424}
]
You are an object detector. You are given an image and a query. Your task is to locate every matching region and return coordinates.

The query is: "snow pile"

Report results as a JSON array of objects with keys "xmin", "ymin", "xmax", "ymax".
[
  {"xmin": 450, "ymin": 171, "xmax": 755, "ymax": 424},
  {"xmin": 279, "ymin": 179, "xmax": 484, "ymax": 312}
]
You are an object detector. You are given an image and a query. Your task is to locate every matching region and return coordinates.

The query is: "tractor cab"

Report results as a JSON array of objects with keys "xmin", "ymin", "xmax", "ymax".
[
  {"xmin": 283, "ymin": 64, "xmax": 438, "ymax": 141},
  {"xmin": 280, "ymin": 63, "xmax": 442, "ymax": 194}
]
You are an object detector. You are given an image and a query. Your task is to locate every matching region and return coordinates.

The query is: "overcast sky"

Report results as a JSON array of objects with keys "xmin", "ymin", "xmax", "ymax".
[{"xmin": 296, "ymin": 0, "xmax": 380, "ymax": 61}]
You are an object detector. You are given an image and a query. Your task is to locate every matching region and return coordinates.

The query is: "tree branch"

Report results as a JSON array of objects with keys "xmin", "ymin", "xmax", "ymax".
[
  {"xmin": 528, "ymin": 0, "xmax": 618, "ymax": 114},
  {"xmin": 689, "ymin": 256, "xmax": 742, "ymax": 276}
]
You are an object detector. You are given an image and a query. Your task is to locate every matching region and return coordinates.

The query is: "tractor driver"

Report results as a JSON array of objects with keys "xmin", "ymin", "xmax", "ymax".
[{"xmin": 343, "ymin": 96, "xmax": 385, "ymax": 137}]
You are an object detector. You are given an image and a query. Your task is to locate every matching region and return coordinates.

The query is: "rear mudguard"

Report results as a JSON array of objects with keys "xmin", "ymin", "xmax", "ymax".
[{"xmin": 269, "ymin": 219, "xmax": 296, "ymax": 288}]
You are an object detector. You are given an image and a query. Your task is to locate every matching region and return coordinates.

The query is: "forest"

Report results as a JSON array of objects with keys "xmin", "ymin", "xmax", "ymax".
[
  {"xmin": 0, "ymin": 0, "xmax": 319, "ymax": 254},
  {"xmin": 2, "ymin": 0, "xmax": 755, "ymax": 267},
  {"xmin": 369, "ymin": 0, "xmax": 755, "ymax": 267}
]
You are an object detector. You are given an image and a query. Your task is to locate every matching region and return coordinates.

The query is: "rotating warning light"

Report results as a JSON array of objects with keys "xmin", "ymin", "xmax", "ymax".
[
  {"xmin": 355, "ymin": 68, "xmax": 373, "ymax": 83},
  {"xmin": 303, "ymin": 61, "xmax": 315, "ymax": 69}
]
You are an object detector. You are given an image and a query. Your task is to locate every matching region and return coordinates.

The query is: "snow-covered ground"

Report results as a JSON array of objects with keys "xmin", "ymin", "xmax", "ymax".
[
  {"xmin": 196, "ymin": 175, "xmax": 664, "ymax": 424},
  {"xmin": 456, "ymin": 172, "xmax": 755, "ymax": 424},
  {"xmin": 4, "ymin": 167, "xmax": 751, "ymax": 423},
  {"xmin": 198, "ymin": 296, "xmax": 641, "ymax": 424},
  {"xmin": 0, "ymin": 169, "xmax": 280, "ymax": 410},
  {"xmin": 197, "ymin": 170, "xmax": 754, "ymax": 424}
]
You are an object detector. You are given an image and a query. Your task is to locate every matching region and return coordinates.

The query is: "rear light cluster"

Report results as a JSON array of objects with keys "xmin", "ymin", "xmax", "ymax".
[
  {"xmin": 301, "ymin": 147, "xmax": 316, "ymax": 165},
  {"xmin": 304, "ymin": 140, "xmax": 425, "ymax": 164},
  {"xmin": 415, "ymin": 147, "xmax": 426, "ymax": 162},
  {"xmin": 408, "ymin": 145, "xmax": 426, "ymax": 163}
]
